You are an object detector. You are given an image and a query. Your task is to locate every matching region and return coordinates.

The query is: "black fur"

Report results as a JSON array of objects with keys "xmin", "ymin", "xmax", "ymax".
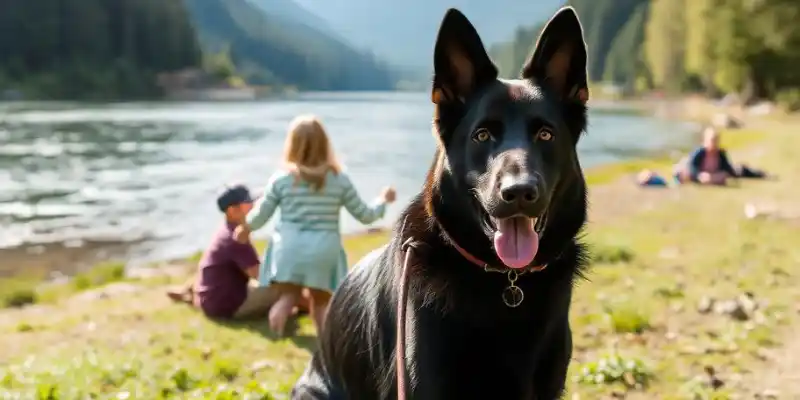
[{"xmin": 293, "ymin": 7, "xmax": 590, "ymax": 400}]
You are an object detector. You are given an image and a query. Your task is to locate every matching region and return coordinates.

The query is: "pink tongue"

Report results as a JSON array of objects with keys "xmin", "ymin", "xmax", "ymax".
[{"xmin": 493, "ymin": 217, "xmax": 540, "ymax": 269}]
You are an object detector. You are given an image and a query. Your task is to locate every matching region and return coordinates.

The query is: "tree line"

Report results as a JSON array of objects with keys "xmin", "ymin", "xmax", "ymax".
[
  {"xmin": 490, "ymin": 0, "xmax": 800, "ymax": 109},
  {"xmin": 0, "ymin": 0, "xmax": 202, "ymax": 99}
]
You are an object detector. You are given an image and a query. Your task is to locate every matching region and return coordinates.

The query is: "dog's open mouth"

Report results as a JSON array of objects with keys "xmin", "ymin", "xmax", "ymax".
[{"xmin": 492, "ymin": 215, "xmax": 546, "ymax": 269}]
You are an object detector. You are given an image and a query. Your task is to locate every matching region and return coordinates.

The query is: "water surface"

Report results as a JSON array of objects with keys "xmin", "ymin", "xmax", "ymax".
[{"xmin": 0, "ymin": 92, "xmax": 697, "ymax": 266}]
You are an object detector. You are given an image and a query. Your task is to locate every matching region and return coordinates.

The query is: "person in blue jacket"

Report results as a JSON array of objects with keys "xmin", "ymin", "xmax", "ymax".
[{"xmin": 674, "ymin": 127, "xmax": 738, "ymax": 185}]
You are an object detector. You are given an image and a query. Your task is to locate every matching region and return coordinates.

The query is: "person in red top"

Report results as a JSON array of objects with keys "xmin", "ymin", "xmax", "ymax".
[{"xmin": 167, "ymin": 184, "xmax": 291, "ymax": 319}]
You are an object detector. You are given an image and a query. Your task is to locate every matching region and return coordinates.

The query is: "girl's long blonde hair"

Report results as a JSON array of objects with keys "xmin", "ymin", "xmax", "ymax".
[{"xmin": 282, "ymin": 115, "xmax": 342, "ymax": 191}]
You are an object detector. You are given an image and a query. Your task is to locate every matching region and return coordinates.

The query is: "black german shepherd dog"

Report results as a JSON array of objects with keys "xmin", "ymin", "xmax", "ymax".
[{"xmin": 293, "ymin": 6, "xmax": 590, "ymax": 400}]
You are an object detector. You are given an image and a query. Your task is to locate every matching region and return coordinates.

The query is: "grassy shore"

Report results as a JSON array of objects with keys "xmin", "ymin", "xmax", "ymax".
[{"xmin": 1, "ymin": 115, "xmax": 798, "ymax": 399}]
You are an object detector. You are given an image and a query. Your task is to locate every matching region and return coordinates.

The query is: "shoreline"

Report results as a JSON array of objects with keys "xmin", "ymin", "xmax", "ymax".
[{"xmin": 0, "ymin": 96, "xmax": 752, "ymax": 284}]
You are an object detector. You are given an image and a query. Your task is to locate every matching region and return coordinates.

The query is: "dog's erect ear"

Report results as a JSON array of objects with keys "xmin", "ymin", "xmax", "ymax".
[
  {"xmin": 521, "ymin": 7, "xmax": 588, "ymax": 103},
  {"xmin": 431, "ymin": 9, "xmax": 498, "ymax": 104}
]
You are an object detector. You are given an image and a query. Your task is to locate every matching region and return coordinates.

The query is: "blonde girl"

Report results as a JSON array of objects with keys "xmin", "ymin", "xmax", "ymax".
[{"xmin": 234, "ymin": 115, "xmax": 396, "ymax": 336}]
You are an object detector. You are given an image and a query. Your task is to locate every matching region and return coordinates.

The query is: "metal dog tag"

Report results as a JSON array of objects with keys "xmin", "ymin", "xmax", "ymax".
[
  {"xmin": 502, "ymin": 285, "xmax": 525, "ymax": 308},
  {"xmin": 502, "ymin": 270, "xmax": 525, "ymax": 308}
]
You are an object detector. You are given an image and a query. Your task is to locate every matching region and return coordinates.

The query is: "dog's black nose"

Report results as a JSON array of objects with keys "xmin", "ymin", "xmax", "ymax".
[{"xmin": 499, "ymin": 177, "xmax": 539, "ymax": 205}]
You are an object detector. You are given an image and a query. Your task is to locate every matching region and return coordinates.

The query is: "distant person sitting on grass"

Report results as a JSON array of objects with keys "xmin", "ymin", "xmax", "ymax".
[
  {"xmin": 637, "ymin": 127, "xmax": 767, "ymax": 188},
  {"xmin": 674, "ymin": 127, "xmax": 738, "ymax": 185},
  {"xmin": 233, "ymin": 115, "xmax": 396, "ymax": 337},
  {"xmin": 166, "ymin": 184, "xmax": 306, "ymax": 320},
  {"xmin": 673, "ymin": 126, "xmax": 769, "ymax": 185}
]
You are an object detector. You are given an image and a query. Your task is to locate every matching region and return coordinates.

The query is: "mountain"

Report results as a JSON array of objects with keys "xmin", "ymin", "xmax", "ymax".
[
  {"xmin": 570, "ymin": 0, "xmax": 649, "ymax": 83},
  {"xmin": 601, "ymin": 1, "xmax": 648, "ymax": 84},
  {"xmin": 489, "ymin": 0, "xmax": 649, "ymax": 85},
  {"xmin": 488, "ymin": 23, "xmax": 547, "ymax": 79},
  {"xmin": 246, "ymin": 0, "xmax": 342, "ymax": 42},
  {"xmin": 184, "ymin": 0, "xmax": 395, "ymax": 90},
  {"xmin": 289, "ymin": 0, "xmax": 565, "ymax": 69}
]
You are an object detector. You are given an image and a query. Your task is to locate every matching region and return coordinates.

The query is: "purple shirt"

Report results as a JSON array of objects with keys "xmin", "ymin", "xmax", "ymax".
[{"xmin": 193, "ymin": 222, "xmax": 260, "ymax": 318}]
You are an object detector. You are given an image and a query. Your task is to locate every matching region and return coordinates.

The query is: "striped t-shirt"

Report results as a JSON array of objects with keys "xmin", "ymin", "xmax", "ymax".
[{"xmin": 246, "ymin": 170, "xmax": 386, "ymax": 232}]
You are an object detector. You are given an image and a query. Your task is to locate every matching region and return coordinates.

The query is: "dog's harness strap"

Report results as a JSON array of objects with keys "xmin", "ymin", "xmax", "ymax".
[
  {"xmin": 396, "ymin": 237, "xmax": 419, "ymax": 400},
  {"xmin": 394, "ymin": 221, "xmax": 550, "ymax": 399}
]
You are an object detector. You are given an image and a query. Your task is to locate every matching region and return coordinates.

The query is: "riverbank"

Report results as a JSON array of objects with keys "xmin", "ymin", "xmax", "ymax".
[{"xmin": 2, "ymin": 105, "xmax": 798, "ymax": 398}]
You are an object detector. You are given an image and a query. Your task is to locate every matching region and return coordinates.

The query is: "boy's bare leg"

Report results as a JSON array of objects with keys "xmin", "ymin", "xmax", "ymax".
[
  {"xmin": 265, "ymin": 282, "xmax": 301, "ymax": 336},
  {"xmin": 269, "ymin": 293, "xmax": 297, "ymax": 336}
]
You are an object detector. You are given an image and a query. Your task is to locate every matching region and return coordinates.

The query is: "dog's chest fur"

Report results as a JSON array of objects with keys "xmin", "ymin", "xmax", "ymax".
[{"xmin": 392, "ymin": 220, "xmax": 583, "ymax": 398}]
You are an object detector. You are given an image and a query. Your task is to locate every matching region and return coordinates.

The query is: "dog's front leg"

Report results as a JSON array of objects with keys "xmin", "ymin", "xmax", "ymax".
[{"xmin": 531, "ymin": 323, "xmax": 573, "ymax": 400}]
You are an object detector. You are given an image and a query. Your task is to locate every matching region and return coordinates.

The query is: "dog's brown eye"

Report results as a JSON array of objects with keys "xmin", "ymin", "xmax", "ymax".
[
  {"xmin": 473, "ymin": 128, "xmax": 491, "ymax": 143},
  {"xmin": 537, "ymin": 128, "xmax": 553, "ymax": 141}
]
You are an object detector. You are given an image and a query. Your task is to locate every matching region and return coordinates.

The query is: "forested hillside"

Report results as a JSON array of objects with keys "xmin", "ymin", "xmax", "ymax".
[
  {"xmin": 489, "ymin": 0, "xmax": 648, "ymax": 83},
  {"xmin": 0, "ymin": 0, "xmax": 396, "ymax": 99},
  {"xmin": 0, "ymin": 0, "xmax": 202, "ymax": 99},
  {"xmin": 644, "ymin": 0, "xmax": 800, "ymax": 103},
  {"xmin": 490, "ymin": 0, "xmax": 800, "ymax": 105},
  {"xmin": 184, "ymin": 0, "xmax": 395, "ymax": 91},
  {"xmin": 247, "ymin": 0, "xmax": 340, "ymax": 41}
]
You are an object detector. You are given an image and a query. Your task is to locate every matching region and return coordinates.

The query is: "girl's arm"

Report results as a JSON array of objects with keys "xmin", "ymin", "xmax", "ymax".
[
  {"xmin": 245, "ymin": 176, "xmax": 282, "ymax": 231},
  {"xmin": 341, "ymin": 175, "xmax": 386, "ymax": 225}
]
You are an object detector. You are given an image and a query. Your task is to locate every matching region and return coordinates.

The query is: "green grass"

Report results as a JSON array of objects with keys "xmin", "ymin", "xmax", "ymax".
[
  {"xmin": 573, "ymin": 353, "xmax": 652, "ymax": 389},
  {"xmin": 70, "ymin": 262, "xmax": 126, "ymax": 291},
  {"xmin": 0, "ymin": 262, "xmax": 128, "ymax": 309},
  {"xmin": 1, "ymin": 123, "xmax": 797, "ymax": 398},
  {"xmin": 592, "ymin": 243, "xmax": 635, "ymax": 264},
  {"xmin": 604, "ymin": 305, "xmax": 651, "ymax": 334},
  {"xmin": 0, "ymin": 279, "xmax": 38, "ymax": 308}
]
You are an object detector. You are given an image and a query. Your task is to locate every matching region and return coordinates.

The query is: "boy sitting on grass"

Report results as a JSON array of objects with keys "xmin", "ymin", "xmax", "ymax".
[{"xmin": 166, "ymin": 184, "xmax": 307, "ymax": 319}]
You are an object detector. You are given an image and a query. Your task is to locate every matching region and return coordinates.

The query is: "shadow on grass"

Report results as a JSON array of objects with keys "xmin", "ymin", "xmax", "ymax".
[{"xmin": 211, "ymin": 316, "xmax": 318, "ymax": 353}]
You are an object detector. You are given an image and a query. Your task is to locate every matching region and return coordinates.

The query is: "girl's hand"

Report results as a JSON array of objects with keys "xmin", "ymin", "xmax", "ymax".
[
  {"xmin": 381, "ymin": 186, "xmax": 397, "ymax": 203},
  {"xmin": 233, "ymin": 225, "xmax": 251, "ymax": 244}
]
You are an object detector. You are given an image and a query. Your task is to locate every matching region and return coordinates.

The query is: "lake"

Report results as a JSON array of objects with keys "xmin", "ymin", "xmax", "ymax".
[{"xmin": 0, "ymin": 92, "xmax": 697, "ymax": 271}]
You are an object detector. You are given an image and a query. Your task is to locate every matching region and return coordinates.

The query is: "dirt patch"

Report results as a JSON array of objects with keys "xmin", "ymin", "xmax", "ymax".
[
  {"xmin": 746, "ymin": 334, "xmax": 800, "ymax": 398},
  {"xmin": 0, "ymin": 240, "xmax": 135, "ymax": 278}
]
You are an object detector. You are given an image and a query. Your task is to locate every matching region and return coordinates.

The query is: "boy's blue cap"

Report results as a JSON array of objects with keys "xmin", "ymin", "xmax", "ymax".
[{"xmin": 216, "ymin": 184, "xmax": 253, "ymax": 211}]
